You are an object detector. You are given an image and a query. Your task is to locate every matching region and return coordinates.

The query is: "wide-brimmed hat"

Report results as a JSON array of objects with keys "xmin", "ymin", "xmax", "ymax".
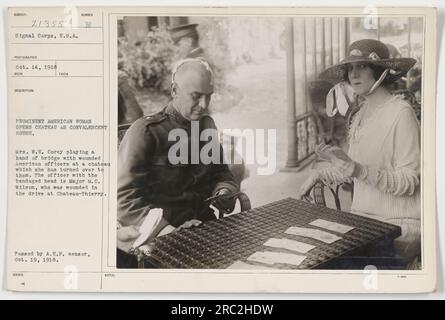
[{"xmin": 319, "ymin": 39, "xmax": 416, "ymax": 84}]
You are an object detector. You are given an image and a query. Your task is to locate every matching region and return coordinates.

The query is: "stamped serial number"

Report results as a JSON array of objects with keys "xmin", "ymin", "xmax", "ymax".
[{"xmin": 214, "ymin": 304, "xmax": 274, "ymax": 315}]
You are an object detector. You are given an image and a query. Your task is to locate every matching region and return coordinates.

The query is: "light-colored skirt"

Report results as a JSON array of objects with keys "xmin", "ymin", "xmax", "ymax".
[
  {"xmin": 350, "ymin": 210, "xmax": 421, "ymax": 262},
  {"xmin": 386, "ymin": 217, "xmax": 421, "ymax": 261}
]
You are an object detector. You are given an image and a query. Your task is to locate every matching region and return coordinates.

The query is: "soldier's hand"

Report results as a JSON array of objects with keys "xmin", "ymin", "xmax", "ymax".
[
  {"xmin": 212, "ymin": 188, "xmax": 236, "ymax": 214},
  {"xmin": 176, "ymin": 219, "xmax": 202, "ymax": 231},
  {"xmin": 137, "ymin": 243, "xmax": 155, "ymax": 257},
  {"xmin": 117, "ymin": 225, "xmax": 140, "ymax": 253}
]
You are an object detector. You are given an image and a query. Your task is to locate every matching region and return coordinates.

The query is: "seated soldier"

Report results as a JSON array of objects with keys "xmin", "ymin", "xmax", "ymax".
[{"xmin": 116, "ymin": 58, "xmax": 239, "ymax": 268}]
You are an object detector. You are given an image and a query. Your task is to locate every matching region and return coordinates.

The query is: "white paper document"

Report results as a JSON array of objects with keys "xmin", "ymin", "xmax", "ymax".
[
  {"xmin": 132, "ymin": 208, "xmax": 164, "ymax": 248},
  {"xmin": 285, "ymin": 226, "xmax": 342, "ymax": 244},
  {"xmin": 263, "ymin": 238, "xmax": 315, "ymax": 253},
  {"xmin": 309, "ymin": 219, "xmax": 355, "ymax": 234}
]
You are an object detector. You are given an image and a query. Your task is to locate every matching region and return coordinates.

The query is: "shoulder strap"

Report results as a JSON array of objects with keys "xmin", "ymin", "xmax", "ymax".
[{"xmin": 143, "ymin": 112, "xmax": 167, "ymax": 126}]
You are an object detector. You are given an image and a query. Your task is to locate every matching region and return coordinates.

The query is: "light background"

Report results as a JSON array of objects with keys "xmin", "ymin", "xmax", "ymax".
[{"xmin": 0, "ymin": 0, "xmax": 443, "ymax": 299}]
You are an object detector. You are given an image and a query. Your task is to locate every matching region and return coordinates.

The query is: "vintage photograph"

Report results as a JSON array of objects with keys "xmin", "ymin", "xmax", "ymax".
[{"xmin": 115, "ymin": 15, "xmax": 423, "ymax": 270}]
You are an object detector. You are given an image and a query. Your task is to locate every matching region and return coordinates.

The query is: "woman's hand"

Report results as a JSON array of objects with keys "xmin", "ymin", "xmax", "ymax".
[
  {"xmin": 298, "ymin": 170, "xmax": 321, "ymax": 200},
  {"xmin": 316, "ymin": 143, "xmax": 361, "ymax": 178},
  {"xmin": 316, "ymin": 143, "xmax": 351, "ymax": 162},
  {"xmin": 330, "ymin": 155, "xmax": 363, "ymax": 179}
]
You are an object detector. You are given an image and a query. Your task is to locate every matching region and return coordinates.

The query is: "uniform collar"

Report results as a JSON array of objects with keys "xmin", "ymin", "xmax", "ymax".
[{"xmin": 165, "ymin": 102, "xmax": 191, "ymax": 128}]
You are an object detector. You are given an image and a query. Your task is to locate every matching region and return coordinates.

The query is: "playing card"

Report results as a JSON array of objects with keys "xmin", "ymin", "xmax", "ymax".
[
  {"xmin": 263, "ymin": 238, "xmax": 315, "ymax": 253},
  {"xmin": 285, "ymin": 226, "xmax": 342, "ymax": 244},
  {"xmin": 309, "ymin": 219, "xmax": 354, "ymax": 234}
]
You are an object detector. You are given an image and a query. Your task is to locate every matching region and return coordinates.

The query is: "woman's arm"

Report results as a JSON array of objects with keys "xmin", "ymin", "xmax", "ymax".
[
  {"xmin": 319, "ymin": 166, "xmax": 352, "ymax": 186},
  {"xmin": 298, "ymin": 166, "xmax": 351, "ymax": 199}
]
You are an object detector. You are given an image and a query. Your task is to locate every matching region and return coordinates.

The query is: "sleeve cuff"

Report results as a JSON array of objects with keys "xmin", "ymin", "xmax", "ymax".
[
  {"xmin": 212, "ymin": 181, "xmax": 239, "ymax": 195},
  {"xmin": 352, "ymin": 162, "xmax": 368, "ymax": 179}
]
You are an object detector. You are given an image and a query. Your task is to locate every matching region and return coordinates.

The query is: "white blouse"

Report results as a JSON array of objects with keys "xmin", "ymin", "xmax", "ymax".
[{"xmin": 320, "ymin": 95, "xmax": 421, "ymax": 222}]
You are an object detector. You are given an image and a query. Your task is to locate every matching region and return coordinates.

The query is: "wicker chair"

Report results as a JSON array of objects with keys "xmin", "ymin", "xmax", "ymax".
[{"xmin": 303, "ymin": 179, "xmax": 352, "ymax": 211}]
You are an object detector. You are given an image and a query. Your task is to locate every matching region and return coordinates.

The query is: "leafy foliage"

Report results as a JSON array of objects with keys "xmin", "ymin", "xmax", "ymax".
[{"xmin": 118, "ymin": 25, "xmax": 179, "ymax": 94}]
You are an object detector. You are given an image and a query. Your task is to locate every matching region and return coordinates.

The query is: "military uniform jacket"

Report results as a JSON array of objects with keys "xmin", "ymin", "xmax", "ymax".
[{"xmin": 117, "ymin": 103, "xmax": 239, "ymax": 230}]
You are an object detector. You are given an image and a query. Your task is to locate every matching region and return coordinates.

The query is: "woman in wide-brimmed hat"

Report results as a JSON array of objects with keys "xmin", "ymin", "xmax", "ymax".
[{"xmin": 299, "ymin": 39, "xmax": 421, "ymax": 265}]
